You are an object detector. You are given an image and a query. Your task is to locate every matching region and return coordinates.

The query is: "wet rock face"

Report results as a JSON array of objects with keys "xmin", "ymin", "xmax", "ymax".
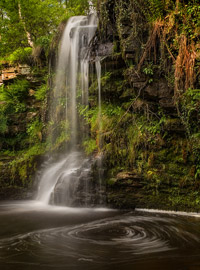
[
  {"xmin": 0, "ymin": 154, "xmax": 40, "ymax": 200},
  {"xmin": 143, "ymin": 80, "xmax": 175, "ymax": 112},
  {"xmin": 105, "ymin": 171, "xmax": 144, "ymax": 209},
  {"xmin": 95, "ymin": 43, "xmax": 113, "ymax": 57},
  {"xmin": 49, "ymin": 156, "xmax": 106, "ymax": 207},
  {"xmin": 95, "ymin": 0, "xmax": 176, "ymax": 112},
  {"xmin": 88, "ymin": 0, "xmax": 200, "ymax": 211},
  {"xmin": 144, "ymin": 80, "xmax": 173, "ymax": 101},
  {"xmin": 115, "ymin": 172, "xmax": 143, "ymax": 187}
]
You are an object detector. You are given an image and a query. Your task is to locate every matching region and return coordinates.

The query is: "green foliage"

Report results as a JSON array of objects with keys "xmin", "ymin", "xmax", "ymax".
[
  {"xmin": 144, "ymin": 0, "xmax": 199, "ymax": 42},
  {"xmin": 146, "ymin": 169, "xmax": 161, "ymax": 195},
  {"xmin": 9, "ymin": 143, "xmax": 46, "ymax": 186},
  {"xmin": 0, "ymin": 79, "xmax": 29, "ymax": 104},
  {"xmin": 8, "ymin": 47, "xmax": 32, "ymax": 64},
  {"xmin": 3, "ymin": 133, "xmax": 27, "ymax": 151},
  {"xmin": 79, "ymin": 103, "xmax": 123, "ymax": 135},
  {"xmin": 83, "ymin": 138, "xmax": 97, "ymax": 155},
  {"xmin": 183, "ymin": 3, "xmax": 200, "ymax": 40},
  {"xmin": 0, "ymin": 0, "xmax": 93, "ymax": 58},
  {"xmin": 179, "ymin": 89, "xmax": 200, "ymax": 177},
  {"xmin": 79, "ymin": 105, "xmax": 98, "ymax": 132},
  {"xmin": 181, "ymin": 89, "xmax": 200, "ymax": 130},
  {"xmin": 35, "ymin": 36, "xmax": 51, "ymax": 53},
  {"xmin": 143, "ymin": 66, "xmax": 153, "ymax": 76},
  {"xmin": 27, "ymin": 118, "xmax": 43, "ymax": 143},
  {"xmin": 47, "ymin": 120, "xmax": 70, "ymax": 150},
  {"xmin": 0, "ymin": 110, "xmax": 8, "ymax": 135},
  {"xmin": 143, "ymin": 63, "xmax": 154, "ymax": 83},
  {"xmin": 0, "ymin": 0, "xmax": 65, "ymax": 57},
  {"xmin": 100, "ymin": 72, "xmax": 113, "ymax": 89},
  {"xmin": 195, "ymin": 164, "xmax": 200, "ymax": 180},
  {"xmin": 65, "ymin": 0, "xmax": 90, "ymax": 17},
  {"xmin": 167, "ymin": 189, "xmax": 200, "ymax": 210},
  {"xmin": 0, "ymin": 79, "xmax": 30, "ymax": 114},
  {"xmin": 146, "ymin": 0, "xmax": 165, "ymax": 21},
  {"xmin": 34, "ymin": 84, "xmax": 48, "ymax": 101},
  {"xmin": 54, "ymin": 131, "xmax": 70, "ymax": 150}
]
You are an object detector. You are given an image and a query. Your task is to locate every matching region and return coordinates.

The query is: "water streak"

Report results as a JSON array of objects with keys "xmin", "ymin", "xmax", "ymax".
[
  {"xmin": 36, "ymin": 15, "xmax": 98, "ymax": 206},
  {"xmin": 95, "ymin": 58, "xmax": 104, "ymax": 203},
  {"xmin": 95, "ymin": 58, "xmax": 102, "ymax": 150}
]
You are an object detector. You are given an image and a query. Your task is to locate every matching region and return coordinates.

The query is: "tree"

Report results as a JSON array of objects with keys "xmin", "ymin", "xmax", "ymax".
[
  {"xmin": 65, "ymin": 0, "xmax": 90, "ymax": 15},
  {"xmin": 0, "ymin": 0, "xmax": 65, "ymax": 57},
  {"xmin": 0, "ymin": 0, "xmax": 95, "ymax": 59}
]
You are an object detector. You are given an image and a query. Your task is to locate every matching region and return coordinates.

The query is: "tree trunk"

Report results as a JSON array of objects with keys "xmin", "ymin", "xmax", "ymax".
[{"xmin": 18, "ymin": 1, "xmax": 34, "ymax": 48}]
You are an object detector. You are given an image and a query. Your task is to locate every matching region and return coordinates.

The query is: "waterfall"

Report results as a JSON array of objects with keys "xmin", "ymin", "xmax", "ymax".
[
  {"xmin": 95, "ymin": 58, "xmax": 102, "ymax": 150},
  {"xmin": 95, "ymin": 58, "xmax": 103, "ymax": 203},
  {"xmin": 36, "ymin": 15, "xmax": 100, "ymax": 206},
  {"xmin": 54, "ymin": 15, "xmax": 97, "ymax": 148}
]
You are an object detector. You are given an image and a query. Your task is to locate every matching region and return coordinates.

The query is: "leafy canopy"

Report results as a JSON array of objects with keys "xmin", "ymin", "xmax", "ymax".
[{"xmin": 0, "ymin": 0, "xmax": 93, "ymax": 58}]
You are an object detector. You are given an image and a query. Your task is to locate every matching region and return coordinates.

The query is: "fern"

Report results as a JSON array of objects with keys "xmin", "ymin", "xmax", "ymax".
[
  {"xmin": 148, "ymin": 0, "xmax": 165, "ymax": 20},
  {"xmin": 133, "ymin": 0, "xmax": 166, "ymax": 22},
  {"xmin": 0, "ymin": 111, "xmax": 7, "ymax": 135}
]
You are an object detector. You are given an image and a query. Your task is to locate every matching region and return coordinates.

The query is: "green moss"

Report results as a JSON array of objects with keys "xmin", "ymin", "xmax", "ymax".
[
  {"xmin": 18, "ymin": 164, "xmax": 28, "ymax": 186},
  {"xmin": 107, "ymin": 178, "xmax": 117, "ymax": 186},
  {"xmin": 83, "ymin": 138, "xmax": 97, "ymax": 155},
  {"xmin": 27, "ymin": 118, "xmax": 43, "ymax": 143}
]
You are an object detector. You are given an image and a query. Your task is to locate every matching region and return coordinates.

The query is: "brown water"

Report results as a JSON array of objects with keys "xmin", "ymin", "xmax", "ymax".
[{"xmin": 0, "ymin": 201, "xmax": 200, "ymax": 270}]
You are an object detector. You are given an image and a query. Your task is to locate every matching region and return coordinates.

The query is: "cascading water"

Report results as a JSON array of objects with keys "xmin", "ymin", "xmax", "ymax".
[
  {"xmin": 54, "ymin": 15, "xmax": 97, "ymax": 147},
  {"xmin": 95, "ymin": 58, "xmax": 102, "ymax": 149},
  {"xmin": 95, "ymin": 57, "xmax": 104, "ymax": 203},
  {"xmin": 36, "ymin": 15, "xmax": 101, "ymax": 207}
]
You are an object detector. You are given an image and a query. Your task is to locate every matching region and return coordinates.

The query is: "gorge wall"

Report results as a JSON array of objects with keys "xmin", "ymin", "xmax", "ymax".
[
  {"xmin": 0, "ymin": 61, "xmax": 47, "ymax": 199},
  {"xmin": 86, "ymin": 0, "xmax": 200, "ymax": 211}
]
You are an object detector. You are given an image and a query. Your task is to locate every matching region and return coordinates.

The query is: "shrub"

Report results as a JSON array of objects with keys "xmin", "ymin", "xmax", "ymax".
[
  {"xmin": 0, "ymin": 79, "xmax": 30, "ymax": 103},
  {"xmin": 8, "ymin": 47, "xmax": 32, "ymax": 64},
  {"xmin": 34, "ymin": 84, "xmax": 48, "ymax": 101},
  {"xmin": 27, "ymin": 118, "xmax": 43, "ymax": 143},
  {"xmin": 83, "ymin": 138, "xmax": 97, "ymax": 154},
  {"xmin": 35, "ymin": 36, "xmax": 50, "ymax": 52},
  {"xmin": 0, "ymin": 111, "xmax": 7, "ymax": 135}
]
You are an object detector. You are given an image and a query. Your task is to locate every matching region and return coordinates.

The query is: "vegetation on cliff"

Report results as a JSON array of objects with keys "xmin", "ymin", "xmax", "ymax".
[{"xmin": 80, "ymin": 0, "xmax": 200, "ymax": 210}]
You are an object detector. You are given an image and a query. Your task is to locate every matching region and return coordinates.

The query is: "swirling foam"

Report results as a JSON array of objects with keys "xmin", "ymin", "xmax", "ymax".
[{"xmin": 0, "ymin": 213, "xmax": 199, "ymax": 267}]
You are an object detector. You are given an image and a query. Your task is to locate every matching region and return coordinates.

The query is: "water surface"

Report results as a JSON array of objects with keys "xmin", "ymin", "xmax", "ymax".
[{"xmin": 0, "ymin": 201, "xmax": 200, "ymax": 270}]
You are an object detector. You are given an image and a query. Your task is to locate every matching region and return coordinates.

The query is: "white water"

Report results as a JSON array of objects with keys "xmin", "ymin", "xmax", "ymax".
[
  {"xmin": 95, "ymin": 58, "xmax": 102, "ymax": 149},
  {"xmin": 136, "ymin": 208, "xmax": 200, "ymax": 218},
  {"xmin": 95, "ymin": 58, "xmax": 103, "ymax": 202},
  {"xmin": 37, "ymin": 15, "xmax": 98, "ymax": 206},
  {"xmin": 36, "ymin": 152, "xmax": 85, "ymax": 205}
]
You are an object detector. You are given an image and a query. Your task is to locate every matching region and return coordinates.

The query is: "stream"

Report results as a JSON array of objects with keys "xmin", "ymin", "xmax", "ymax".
[{"xmin": 0, "ymin": 201, "xmax": 200, "ymax": 270}]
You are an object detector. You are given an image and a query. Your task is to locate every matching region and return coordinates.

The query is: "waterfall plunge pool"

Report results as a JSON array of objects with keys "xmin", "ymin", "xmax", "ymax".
[{"xmin": 0, "ymin": 201, "xmax": 200, "ymax": 270}]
